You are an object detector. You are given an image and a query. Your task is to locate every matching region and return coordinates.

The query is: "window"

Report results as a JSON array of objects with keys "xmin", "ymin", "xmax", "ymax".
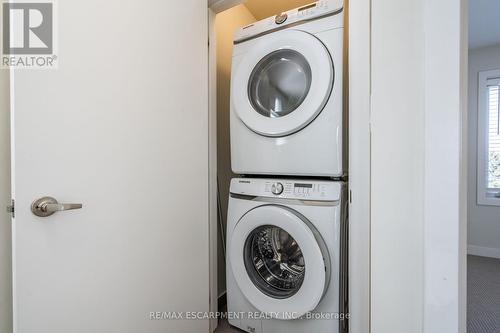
[{"xmin": 477, "ymin": 69, "xmax": 500, "ymax": 206}]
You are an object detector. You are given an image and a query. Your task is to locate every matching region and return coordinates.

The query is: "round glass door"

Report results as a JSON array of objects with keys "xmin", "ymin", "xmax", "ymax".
[
  {"xmin": 231, "ymin": 30, "xmax": 334, "ymax": 137},
  {"xmin": 248, "ymin": 50, "xmax": 312, "ymax": 118},
  {"xmin": 244, "ymin": 225, "xmax": 305, "ymax": 299},
  {"xmin": 229, "ymin": 205, "xmax": 329, "ymax": 319}
]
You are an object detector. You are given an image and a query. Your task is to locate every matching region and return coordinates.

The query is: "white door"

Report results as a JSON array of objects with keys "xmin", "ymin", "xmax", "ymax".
[
  {"xmin": 229, "ymin": 205, "xmax": 329, "ymax": 319},
  {"xmin": 231, "ymin": 30, "xmax": 333, "ymax": 137},
  {"xmin": 10, "ymin": 1, "xmax": 209, "ymax": 332}
]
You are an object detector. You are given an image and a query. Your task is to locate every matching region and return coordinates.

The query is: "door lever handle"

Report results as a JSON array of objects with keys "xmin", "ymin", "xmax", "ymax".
[{"xmin": 31, "ymin": 197, "xmax": 83, "ymax": 217}]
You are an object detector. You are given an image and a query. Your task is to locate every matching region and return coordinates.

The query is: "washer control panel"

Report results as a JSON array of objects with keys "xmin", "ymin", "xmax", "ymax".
[
  {"xmin": 230, "ymin": 178, "xmax": 341, "ymax": 201},
  {"xmin": 234, "ymin": 0, "xmax": 343, "ymax": 43}
]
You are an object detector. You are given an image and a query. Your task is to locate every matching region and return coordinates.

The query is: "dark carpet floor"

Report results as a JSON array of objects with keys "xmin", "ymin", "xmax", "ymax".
[{"xmin": 468, "ymin": 255, "xmax": 500, "ymax": 333}]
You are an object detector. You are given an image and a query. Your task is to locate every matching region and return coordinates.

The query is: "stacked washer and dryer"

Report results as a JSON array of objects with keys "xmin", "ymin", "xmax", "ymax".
[{"xmin": 226, "ymin": 1, "xmax": 348, "ymax": 333}]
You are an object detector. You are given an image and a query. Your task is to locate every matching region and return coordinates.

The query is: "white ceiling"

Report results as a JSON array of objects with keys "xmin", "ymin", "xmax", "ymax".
[
  {"xmin": 469, "ymin": 0, "xmax": 500, "ymax": 49},
  {"xmin": 244, "ymin": 0, "xmax": 313, "ymax": 20}
]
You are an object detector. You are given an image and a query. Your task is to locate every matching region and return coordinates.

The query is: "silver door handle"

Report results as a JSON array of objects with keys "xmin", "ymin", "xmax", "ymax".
[{"xmin": 31, "ymin": 196, "xmax": 83, "ymax": 217}]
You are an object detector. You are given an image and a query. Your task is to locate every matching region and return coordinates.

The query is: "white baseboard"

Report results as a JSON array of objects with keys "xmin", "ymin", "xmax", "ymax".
[{"xmin": 468, "ymin": 245, "xmax": 500, "ymax": 259}]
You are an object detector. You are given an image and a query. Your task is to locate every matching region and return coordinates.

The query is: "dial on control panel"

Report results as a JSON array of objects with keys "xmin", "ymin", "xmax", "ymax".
[
  {"xmin": 271, "ymin": 182, "xmax": 284, "ymax": 195},
  {"xmin": 275, "ymin": 13, "xmax": 288, "ymax": 24}
]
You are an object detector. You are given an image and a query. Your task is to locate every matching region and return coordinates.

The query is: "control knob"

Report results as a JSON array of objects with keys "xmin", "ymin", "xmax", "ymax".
[
  {"xmin": 275, "ymin": 13, "xmax": 288, "ymax": 24},
  {"xmin": 271, "ymin": 182, "xmax": 284, "ymax": 195}
]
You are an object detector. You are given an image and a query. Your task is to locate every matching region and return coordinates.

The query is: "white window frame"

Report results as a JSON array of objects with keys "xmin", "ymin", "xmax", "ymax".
[{"xmin": 477, "ymin": 69, "xmax": 500, "ymax": 206}]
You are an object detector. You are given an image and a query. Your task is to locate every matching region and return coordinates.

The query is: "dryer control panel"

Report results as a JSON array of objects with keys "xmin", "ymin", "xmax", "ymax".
[
  {"xmin": 234, "ymin": 0, "xmax": 343, "ymax": 43},
  {"xmin": 230, "ymin": 178, "xmax": 342, "ymax": 201}
]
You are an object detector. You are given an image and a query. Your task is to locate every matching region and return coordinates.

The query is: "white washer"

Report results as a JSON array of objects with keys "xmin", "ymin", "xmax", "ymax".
[
  {"xmin": 230, "ymin": 0, "xmax": 345, "ymax": 177},
  {"xmin": 226, "ymin": 178, "xmax": 348, "ymax": 333}
]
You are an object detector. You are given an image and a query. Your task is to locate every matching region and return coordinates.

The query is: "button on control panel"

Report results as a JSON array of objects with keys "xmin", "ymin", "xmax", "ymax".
[{"xmin": 293, "ymin": 182, "xmax": 328, "ymax": 198}]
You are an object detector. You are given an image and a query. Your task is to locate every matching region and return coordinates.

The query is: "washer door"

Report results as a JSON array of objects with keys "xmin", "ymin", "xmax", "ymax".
[
  {"xmin": 229, "ymin": 205, "xmax": 330, "ymax": 319},
  {"xmin": 232, "ymin": 30, "xmax": 334, "ymax": 137}
]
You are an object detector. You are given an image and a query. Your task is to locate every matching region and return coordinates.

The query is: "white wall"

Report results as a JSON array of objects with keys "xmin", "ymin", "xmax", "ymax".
[
  {"xmin": 215, "ymin": 5, "xmax": 255, "ymax": 297},
  {"xmin": 371, "ymin": 1, "xmax": 425, "ymax": 332},
  {"xmin": 468, "ymin": 44, "xmax": 500, "ymax": 257},
  {"xmin": 371, "ymin": 0, "xmax": 466, "ymax": 332},
  {"xmin": 0, "ymin": 55, "xmax": 12, "ymax": 333}
]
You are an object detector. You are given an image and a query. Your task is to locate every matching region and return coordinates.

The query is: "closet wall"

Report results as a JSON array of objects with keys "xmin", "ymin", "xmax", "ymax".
[{"xmin": 215, "ymin": 5, "xmax": 256, "ymax": 297}]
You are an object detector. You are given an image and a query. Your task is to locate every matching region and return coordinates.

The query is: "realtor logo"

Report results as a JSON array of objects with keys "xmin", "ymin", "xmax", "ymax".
[{"xmin": 1, "ymin": 0, "xmax": 57, "ymax": 68}]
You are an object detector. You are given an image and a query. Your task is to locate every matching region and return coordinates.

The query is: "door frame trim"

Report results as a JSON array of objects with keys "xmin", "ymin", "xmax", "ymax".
[
  {"xmin": 207, "ymin": 6, "xmax": 218, "ymax": 333},
  {"xmin": 347, "ymin": 0, "xmax": 371, "ymax": 332},
  {"xmin": 422, "ymin": 0, "xmax": 468, "ymax": 332}
]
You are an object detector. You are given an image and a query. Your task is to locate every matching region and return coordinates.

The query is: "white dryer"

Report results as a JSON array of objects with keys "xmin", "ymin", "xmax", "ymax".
[
  {"xmin": 230, "ymin": 0, "xmax": 345, "ymax": 177},
  {"xmin": 226, "ymin": 178, "xmax": 348, "ymax": 333}
]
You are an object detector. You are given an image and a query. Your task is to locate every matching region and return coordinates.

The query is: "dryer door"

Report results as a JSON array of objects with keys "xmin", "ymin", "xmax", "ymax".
[
  {"xmin": 232, "ymin": 30, "xmax": 334, "ymax": 137},
  {"xmin": 229, "ymin": 205, "xmax": 330, "ymax": 319}
]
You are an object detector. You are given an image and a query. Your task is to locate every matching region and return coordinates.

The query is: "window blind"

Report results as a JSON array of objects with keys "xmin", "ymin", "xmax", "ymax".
[{"xmin": 487, "ymin": 83, "xmax": 500, "ymax": 189}]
